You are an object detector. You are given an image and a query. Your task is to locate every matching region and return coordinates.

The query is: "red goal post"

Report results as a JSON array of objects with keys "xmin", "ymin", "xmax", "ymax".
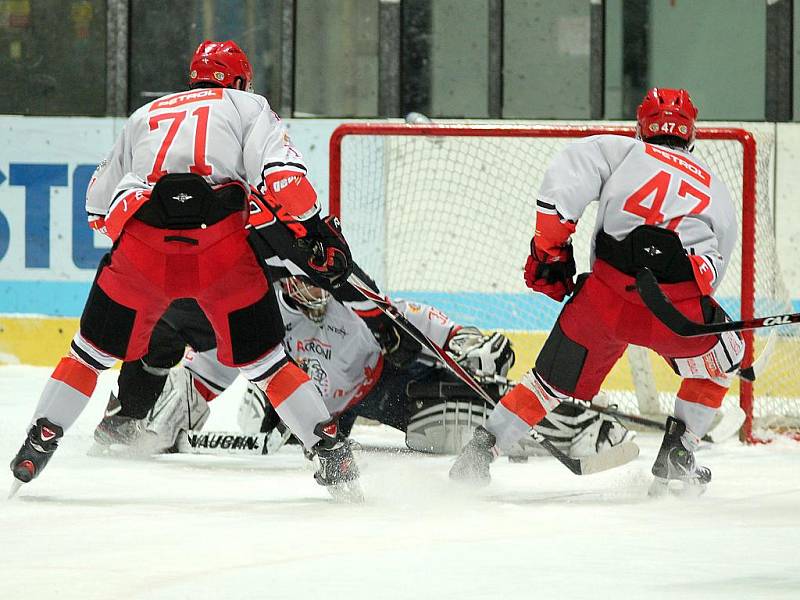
[{"xmin": 329, "ymin": 123, "xmax": 767, "ymax": 441}]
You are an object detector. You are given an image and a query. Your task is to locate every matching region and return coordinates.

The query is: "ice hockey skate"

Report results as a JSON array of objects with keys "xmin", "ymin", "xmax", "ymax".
[
  {"xmin": 649, "ymin": 416, "xmax": 711, "ymax": 497},
  {"xmin": 313, "ymin": 440, "xmax": 364, "ymax": 503},
  {"xmin": 90, "ymin": 393, "xmax": 163, "ymax": 457},
  {"xmin": 9, "ymin": 418, "xmax": 64, "ymax": 496},
  {"xmin": 311, "ymin": 422, "xmax": 364, "ymax": 503},
  {"xmin": 449, "ymin": 425, "xmax": 497, "ymax": 486}
]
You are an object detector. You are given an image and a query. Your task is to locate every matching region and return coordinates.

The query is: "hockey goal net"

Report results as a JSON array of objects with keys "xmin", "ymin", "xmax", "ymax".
[{"xmin": 329, "ymin": 123, "xmax": 797, "ymax": 442}]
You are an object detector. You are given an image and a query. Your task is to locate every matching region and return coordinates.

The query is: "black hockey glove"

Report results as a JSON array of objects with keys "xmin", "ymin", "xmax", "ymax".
[
  {"xmin": 524, "ymin": 241, "xmax": 576, "ymax": 302},
  {"xmin": 296, "ymin": 214, "xmax": 353, "ymax": 288},
  {"xmin": 361, "ymin": 311, "xmax": 423, "ymax": 368}
]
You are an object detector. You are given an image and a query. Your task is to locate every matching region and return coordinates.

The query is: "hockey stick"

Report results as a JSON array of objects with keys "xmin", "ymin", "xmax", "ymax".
[
  {"xmin": 738, "ymin": 327, "xmax": 778, "ymax": 382},
  {"xmin": 636, "ymin": 268, "xmax": 800, "ymax": 336},
  {"xmin": 348, "ymin": 273, "xmax": 639, "ymax": 475}
]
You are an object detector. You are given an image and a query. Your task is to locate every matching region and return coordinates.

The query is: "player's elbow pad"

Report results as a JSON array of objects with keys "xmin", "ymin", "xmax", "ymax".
[
  {"xmin": 688, "ymin": 255, "xmax": 716, "ymax": 296},
  {"xmin": 263, "ymin": 170, "xmax": 318, "ymax": 220},
  {"xmin": 533, "ymin": 209, "xmax": 577, "ymax": 256},
  {"xmin": 87, "ymin": 214, "xmax": 108, "ymax": 237}
]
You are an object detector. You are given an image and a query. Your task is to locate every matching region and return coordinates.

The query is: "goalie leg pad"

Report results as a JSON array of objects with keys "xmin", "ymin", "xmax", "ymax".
[
  {"xmin": 238, "ymin": 381, "xmax": 270, "ymax": 434},
  {"xmin": 238, "ymin": 381, "xmax": 299, "ymax": 454},
  {"xmin": 404, "ymin": 374, "xmax": 498, "ymax": 454},
  {"xmin": 515, "ymin": 396, "xmax": 635, "ymax": 459},
  {"xmin": 528, "ymin": 401, "xmax": 601, "ymax": 455},
  {"xmin": 146, "ymin": 366, "xmax": 211, "ymax": 449}
]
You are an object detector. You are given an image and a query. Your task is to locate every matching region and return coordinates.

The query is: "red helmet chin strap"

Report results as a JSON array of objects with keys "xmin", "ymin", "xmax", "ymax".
[
  {"xmin": 636, "ymin": 87, "xmax": 698, "ymax": 145},
  {"xmin": 189, "ymin": 40, "xmax": 253, "ymax": 91}
]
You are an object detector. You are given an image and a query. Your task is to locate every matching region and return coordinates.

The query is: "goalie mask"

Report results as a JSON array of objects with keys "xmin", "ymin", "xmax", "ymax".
[
  {"xmin": 636, "ymin": 87, "xmax": 697, "ymax": 147},
  {"xmin": 189, "ymin": 40, "xmax": 253, "ymax": 92},
  {"xmin": 281, "ymin": 276, "xmax": 331, "ymax": 324}
]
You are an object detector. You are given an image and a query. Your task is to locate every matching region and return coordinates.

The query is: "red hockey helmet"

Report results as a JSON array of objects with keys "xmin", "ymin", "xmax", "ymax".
[
  {"xmin": 189, "ymin": 40, "xmax": 253, "ymax": 91},
  {"xmin": 636, "ymin": 88, "xmax": 698, "ymax": 146}
]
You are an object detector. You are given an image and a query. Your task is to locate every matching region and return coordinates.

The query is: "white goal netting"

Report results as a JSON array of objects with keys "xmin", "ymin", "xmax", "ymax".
[{"xmin": 332, "ymin": 123, "xmax": 798, "ymax": 441}]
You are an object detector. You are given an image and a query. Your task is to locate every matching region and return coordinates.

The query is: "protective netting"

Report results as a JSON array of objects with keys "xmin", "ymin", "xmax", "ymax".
[{"xmin": 332, "ymin": 124, "xmax": 798, "ymax": 438}]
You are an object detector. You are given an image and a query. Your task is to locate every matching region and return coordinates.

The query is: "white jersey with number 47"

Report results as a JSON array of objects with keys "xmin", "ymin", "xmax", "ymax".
[{"xmin": 537, "ymin": 135, "xmax": 737, "ymax": 290}]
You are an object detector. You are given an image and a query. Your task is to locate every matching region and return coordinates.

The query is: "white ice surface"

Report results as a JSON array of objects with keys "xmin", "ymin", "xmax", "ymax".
[{"xmin": 0, "ymin": 366, "xmax": 799, "ymax": 600}]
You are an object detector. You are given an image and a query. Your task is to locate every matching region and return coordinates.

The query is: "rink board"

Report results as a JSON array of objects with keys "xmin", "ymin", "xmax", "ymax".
[
  {"xmin": 1, "ymin": 115, "xmax": 799, "ymax": 401},
  {"xmin": 0, "ymin": 315, "xmax": 75, "ymax": 365},
  {"xmin": 2, "ymin": 314, "xmax": 798, "ymax": 401}
]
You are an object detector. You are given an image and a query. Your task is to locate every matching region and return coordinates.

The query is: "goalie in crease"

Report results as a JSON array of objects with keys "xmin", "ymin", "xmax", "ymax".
[
  {"xmin": 91, "ymin": 267, "xmax": 631, "ymax": 459},
  {"xmin": 450, "ymin": 88, "xmax": 744, "ymax": 495}
]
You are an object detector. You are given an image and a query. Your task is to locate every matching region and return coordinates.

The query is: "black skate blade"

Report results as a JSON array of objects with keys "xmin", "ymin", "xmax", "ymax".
[{"xmin": 8, "ymin": 479, "xmax": 23, "ymax": 499}]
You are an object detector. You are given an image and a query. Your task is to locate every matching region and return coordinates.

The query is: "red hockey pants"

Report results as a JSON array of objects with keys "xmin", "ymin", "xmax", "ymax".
[{"xmin": 79, "ymin": 212, "xmax": 283, "ymax": 367}]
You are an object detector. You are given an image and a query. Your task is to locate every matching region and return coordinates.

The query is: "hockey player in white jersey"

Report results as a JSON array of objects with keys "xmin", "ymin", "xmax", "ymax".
[
  {"xmin": 450, "ymin": 88, "xmax": 744, "ymax": 494},
  {"xmin": 10, "ymin": 40, "xmax": 362, "ymax": 501}
]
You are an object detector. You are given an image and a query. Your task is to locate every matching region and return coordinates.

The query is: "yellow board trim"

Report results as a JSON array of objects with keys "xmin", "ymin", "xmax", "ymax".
[
  {"xmin": 1, "ymin": 317, "xmax": 797, "ymax": 398},
  {"xmin": 0, "ymin": 315, "xmax": 76, "ymax": 365},
  {"xmin": 504, "ymin": 331, "xmax": 800, "ymax": 397}
]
